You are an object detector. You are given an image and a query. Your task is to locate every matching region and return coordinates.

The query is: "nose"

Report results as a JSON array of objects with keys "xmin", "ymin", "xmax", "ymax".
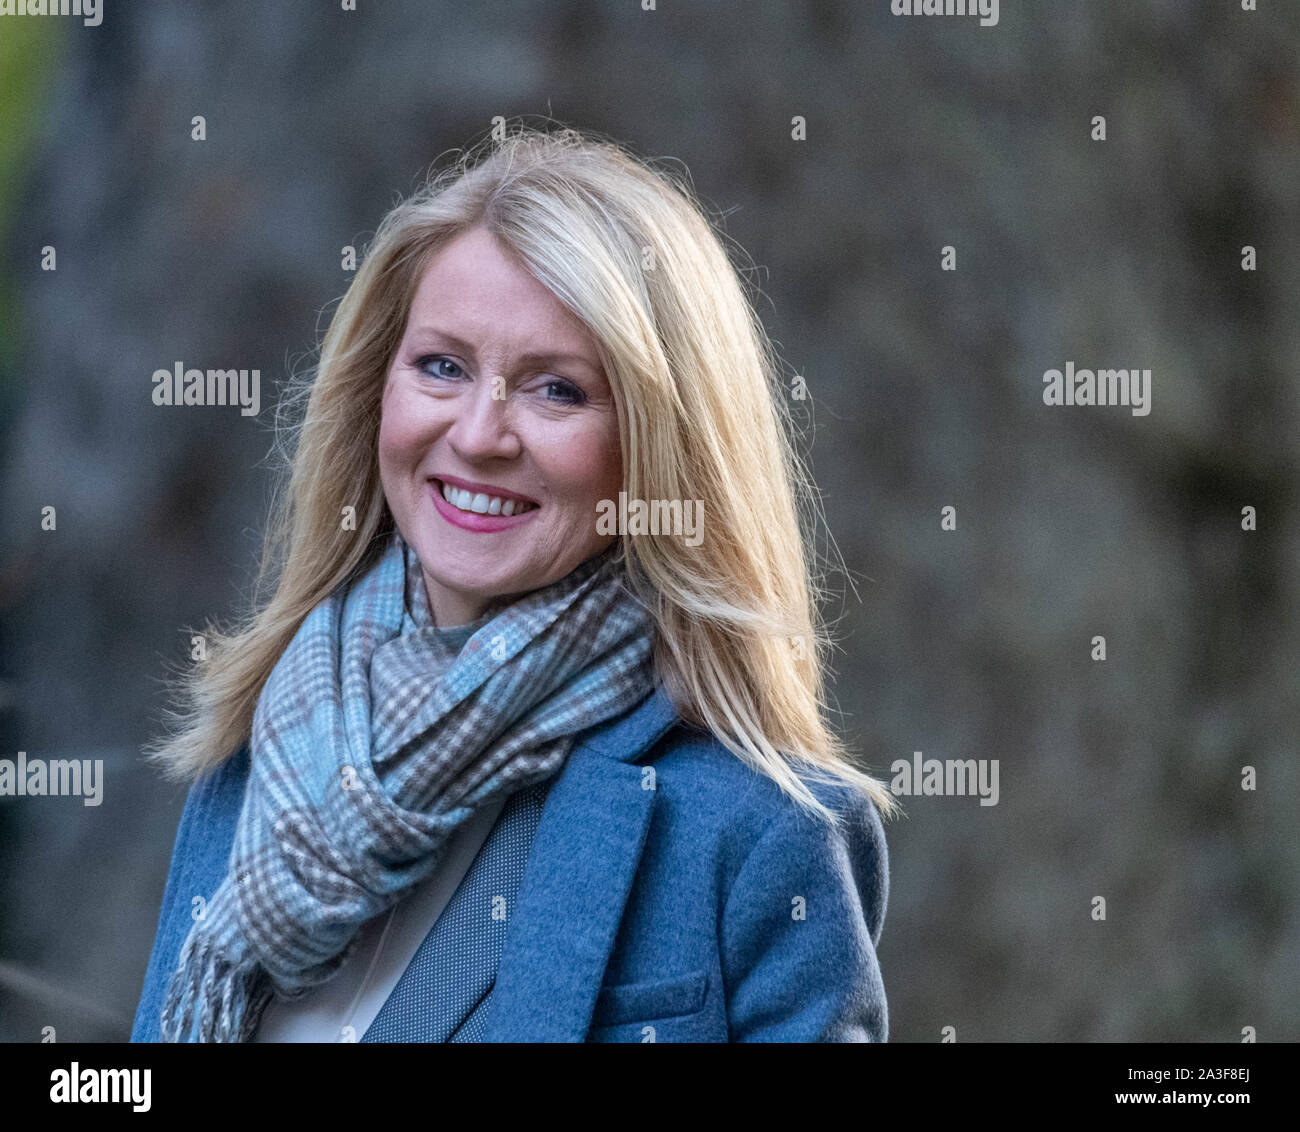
[{"xmin": 445, "ymin": 375, "xmax": 522, "ymax": 462}]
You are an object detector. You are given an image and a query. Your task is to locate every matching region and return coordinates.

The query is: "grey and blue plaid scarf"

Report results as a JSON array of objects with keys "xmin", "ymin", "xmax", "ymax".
[{"xmin": 159, "ymin": 530, "xmax": 654, "ymax": 1042}]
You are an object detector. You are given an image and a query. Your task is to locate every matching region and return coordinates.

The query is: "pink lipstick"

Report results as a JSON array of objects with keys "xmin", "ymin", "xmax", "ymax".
[{"xmin": 429, "ymin": 477, "xmax": 540, "ymax": 533}]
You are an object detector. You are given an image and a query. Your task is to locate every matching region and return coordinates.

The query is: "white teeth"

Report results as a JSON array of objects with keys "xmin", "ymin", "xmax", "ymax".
[{"xmin": 439, "ymin": 481, "xmax": 534, "ymax": 517}]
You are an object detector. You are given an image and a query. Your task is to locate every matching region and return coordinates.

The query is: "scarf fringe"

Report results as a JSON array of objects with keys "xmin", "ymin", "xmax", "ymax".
[{"xmin": 159, "ymin": 928, "xmax": 273, "ymax": 1042}]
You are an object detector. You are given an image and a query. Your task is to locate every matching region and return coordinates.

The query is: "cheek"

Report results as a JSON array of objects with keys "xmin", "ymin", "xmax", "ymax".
[
  {"xmin": 377, "ymin": 380, "xmax": 426, "ymax": 470},
  {"xmin": 547, "ymin": 422, "xmax": 621, "ymax": 503},
  {"xmin": 594, "ymin": 417, "xmax": 624, "ymax": 494},
  {"xmin": 377, "ymin": 390, "xmax": 429, "ymax": 526}
]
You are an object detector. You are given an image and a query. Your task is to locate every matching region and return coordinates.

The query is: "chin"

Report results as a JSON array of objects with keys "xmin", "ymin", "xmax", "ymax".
[{"xmin": 434, "ymin": 563, "xmax": 527, "ymax": 597}]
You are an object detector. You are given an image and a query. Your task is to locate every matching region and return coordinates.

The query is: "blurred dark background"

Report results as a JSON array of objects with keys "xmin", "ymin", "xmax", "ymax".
[{"xmin": 1, "ymin": 0, "xmax": 1297, "ymax": 1042}]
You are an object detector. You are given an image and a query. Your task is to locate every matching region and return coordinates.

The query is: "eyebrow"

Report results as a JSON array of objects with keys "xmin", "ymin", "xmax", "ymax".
[{"xmin": 407, "ymin": 326, "xmax": 603, "ymax": 375}]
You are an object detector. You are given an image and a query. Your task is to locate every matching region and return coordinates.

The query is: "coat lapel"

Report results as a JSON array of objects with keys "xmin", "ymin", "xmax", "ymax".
[
  {"xmin": 482, "ymin": 685, "xmax": 680, "ymax": 1041},
  {"xmin": 361, "ymin": 784, "xmax": 547, "ymax": 1043}
]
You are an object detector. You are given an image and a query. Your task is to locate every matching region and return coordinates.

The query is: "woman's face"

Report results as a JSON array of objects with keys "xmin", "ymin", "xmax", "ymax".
[{"xmin": 378, "ymin": 225, "xmax": 622, "ymax": 626}]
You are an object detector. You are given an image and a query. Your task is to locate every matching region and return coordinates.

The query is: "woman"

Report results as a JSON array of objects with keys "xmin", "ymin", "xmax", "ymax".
[{"xmin": 131, "ymin": 124, "xmax": 898, "ymax": 1043}]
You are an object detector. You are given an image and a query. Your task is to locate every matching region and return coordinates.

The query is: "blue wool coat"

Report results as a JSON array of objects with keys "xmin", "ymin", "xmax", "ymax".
[{"xmin": 131, "ymin": 685, "xmax": 889, "ymax": 1042}]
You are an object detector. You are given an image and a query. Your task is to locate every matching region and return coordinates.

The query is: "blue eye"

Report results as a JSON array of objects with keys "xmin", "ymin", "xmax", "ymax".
[
  {"xmin": 415, "ymin": 355, "xmax": 586, "ymax": 405},
  {"xmin": 417, "ymin": 355, "xmax": 463, "ymax": 380},
  {"xmin": 542, "ymin": 379, "xmax": 588, "ymax": 406}
]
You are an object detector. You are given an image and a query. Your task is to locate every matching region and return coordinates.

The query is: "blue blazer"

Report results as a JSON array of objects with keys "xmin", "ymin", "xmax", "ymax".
[{"xmin": 131, "ymin": 686, "xmax": 889, "ymax": 1042}]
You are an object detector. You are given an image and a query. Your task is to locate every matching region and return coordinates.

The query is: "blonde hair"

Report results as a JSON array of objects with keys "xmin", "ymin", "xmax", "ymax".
[{"xmin": 146, "ymin": 121, "xmax": 900, "ymax": 828}]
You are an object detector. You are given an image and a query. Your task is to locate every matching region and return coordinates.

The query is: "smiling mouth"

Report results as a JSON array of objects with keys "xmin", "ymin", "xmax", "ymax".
[{"xmin": 433, "ymin": 479, "xmax": 540, "ymax": 517}]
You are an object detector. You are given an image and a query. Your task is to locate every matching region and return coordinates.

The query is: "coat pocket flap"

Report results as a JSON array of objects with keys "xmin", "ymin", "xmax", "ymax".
[{"xmin": 591, "ymin": 971, "xmax": 708, "ymax": 1027}]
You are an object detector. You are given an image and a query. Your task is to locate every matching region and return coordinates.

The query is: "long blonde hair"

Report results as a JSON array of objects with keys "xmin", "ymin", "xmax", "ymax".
[{"xmin": 145, "ymin": 122, "xmax": 899, "ymax": 827}]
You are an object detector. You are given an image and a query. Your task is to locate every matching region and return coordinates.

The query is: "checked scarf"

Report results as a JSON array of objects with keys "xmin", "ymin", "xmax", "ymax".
[{"xmin": 159, "ymin": 530, "xmax": 655, "ymax": 1042}]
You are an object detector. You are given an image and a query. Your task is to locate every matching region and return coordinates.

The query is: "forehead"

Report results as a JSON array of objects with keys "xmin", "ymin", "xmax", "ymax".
[{"xmin": 406, "ymin": 227, "xmax": 599, "ymax": 361}]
